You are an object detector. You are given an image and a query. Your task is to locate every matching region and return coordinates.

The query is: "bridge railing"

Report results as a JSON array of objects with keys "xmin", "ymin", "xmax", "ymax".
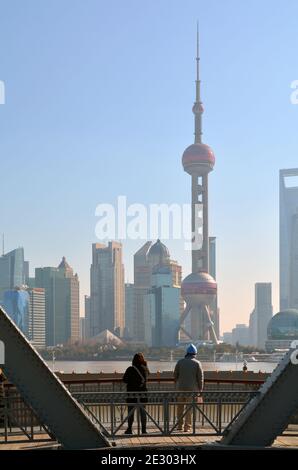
[
  {"xmin": 0, "ymin": 378, "xmax": 262, "ymax": 443},
  {"xmin": 0, "ymin": 394, "xmax": 53, "ymax": 444},
  {"xmin": 73, "ymin": 390, "xmax": 259, "ymax": 438},
  {"xmin": 64, "ymin": 377, "xmax": 262, "ymax": 394}
]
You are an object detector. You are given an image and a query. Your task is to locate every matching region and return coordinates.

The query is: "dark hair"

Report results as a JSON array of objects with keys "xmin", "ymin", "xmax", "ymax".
[{"xmin": 132, "ymin": 352, "xmax": 147, "ymax": 368}]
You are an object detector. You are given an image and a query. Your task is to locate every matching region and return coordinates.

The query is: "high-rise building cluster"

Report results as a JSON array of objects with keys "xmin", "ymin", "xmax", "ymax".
[
  {"xmin": 85, "ymin": 239, "xmax": 183, "ymax": 348},
  {"xmin": 0, "ymin": 248, "xmax": 80, "ymax": 349},
  {"xmin": 84, "ymin": 238, "xmax": 219, "ymax": 347},
  {"xmin": 0, "ymin": 236, "xmax": 219, "ymax": 349}
]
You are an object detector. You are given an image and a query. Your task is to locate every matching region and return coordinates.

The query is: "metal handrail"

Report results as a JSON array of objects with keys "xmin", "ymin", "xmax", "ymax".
[
  {"xmin": 2, "ymin": 376, "xmax": 267, "ymax": 387},
  {"xmin": 73, "ymin": 390, "xmax": 259, "ymax": 438},
  {"xmin": 0, "ymin": 395, "xmax": 53, "ymax": 444},
  {"xmin": 0, "ymin": 388, "xmax": 260, "ymax": 443}
]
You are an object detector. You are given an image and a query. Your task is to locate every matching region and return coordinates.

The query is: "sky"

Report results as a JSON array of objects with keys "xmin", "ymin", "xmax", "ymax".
[{"xmin": 0, "ymin": 0, "xmax": 297, "ymax": 333}]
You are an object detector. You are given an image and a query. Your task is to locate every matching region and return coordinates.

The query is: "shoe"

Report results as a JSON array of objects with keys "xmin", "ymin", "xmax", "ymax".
[
  {"xmin": 184, "ymin": 427, "xmax": 191, "ymax": 432},
  {"xmin": 142, "ymin": 430, "xmax": 148, "ymax": 434},
  {"xmin": 124, "ymin": 429, "xmax": 133, "ymax": 435}
]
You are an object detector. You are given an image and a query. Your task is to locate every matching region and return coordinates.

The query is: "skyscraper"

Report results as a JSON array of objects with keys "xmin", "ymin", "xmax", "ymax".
[
  {"xmin": 27, "ymin": 287, "xmax": 46, "ymax": 349},
  {"xmin": 35, "ymin": 257, "xmax": 80, "ymax": 346},
  {"xmin": 231, "ymin": 324, "xmax": 250, "ymax": 347},
  {"xmin": 133, "ymin": 240, "xmax": 182, "ymax": 342},
  {"xmin": 2, "ymin": 288, "xmax": 30, "ymax": 335},
  {"xmin": 124, "ymin": 283, "xmax": 135, "ymax": 339},
  {"xmin": 2, "ymin": 286, "xmax": 46, "ymax": 348},
  {"xmin": 249, "ymin": 283, "xmax": 273, "ymax": 349},
  {"xmin": 179, "ymin": 29, "xmax": 218, "ymax": 344},
  {"xmin": 280, "ymin": 169, "xmax": 298, "ymax": 310},
  {"xmin": 0, "ymin": 247, "xmax": 28, "ymax": 301},
  {"xmin": 133, "ymin": 242, "xmax": 153, "ymax": 342},
  {"xmin": 84, "ymin": 295, "xmax": 91, "ymax": 340},
  {"xmin": 144, "ymin": 265, "xmax": 180, "ymax": 347},
  {"xmin": 79, "ymin": 317, "xmax": 85, "ymax": 342},
  {"xmin": 90, "ymin": 242, "xmax": 125, "ymax": 338}
]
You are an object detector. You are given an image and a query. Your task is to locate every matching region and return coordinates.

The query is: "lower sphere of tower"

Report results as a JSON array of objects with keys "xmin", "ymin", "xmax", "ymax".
[{"xmin": 181, "ymin": 272, "xmax": 217, "ymax": 306}]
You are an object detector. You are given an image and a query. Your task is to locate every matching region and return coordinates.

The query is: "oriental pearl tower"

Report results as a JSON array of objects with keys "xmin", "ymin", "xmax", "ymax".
[{"xmin": 179, "ymin": 28, "xmax": 219, "ymax": 344}]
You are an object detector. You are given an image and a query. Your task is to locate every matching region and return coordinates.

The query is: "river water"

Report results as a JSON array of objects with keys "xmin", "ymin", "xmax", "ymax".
[{"xmin": 47, "ymin": 360, "xmax": 277, "ymax": 374}]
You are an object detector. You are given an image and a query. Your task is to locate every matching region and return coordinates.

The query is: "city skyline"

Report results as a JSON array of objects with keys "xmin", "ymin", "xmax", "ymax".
[
  {"xmin": 0, "ymin": 235, "xmax": 279, "ymax": 338},
  {"xmin": 1, "ymin": 1, "xmax": 298, "ymax": 331}
]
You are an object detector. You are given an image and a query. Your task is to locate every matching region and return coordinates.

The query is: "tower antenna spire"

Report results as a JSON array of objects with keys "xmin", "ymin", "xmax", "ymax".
[
  {"xmin": 196, "ymin": 21, "xmax": 200, "ymax": 91},
  {"xmin": 193, "ymin": 21, "xmax": 203, "ymax": 144}
]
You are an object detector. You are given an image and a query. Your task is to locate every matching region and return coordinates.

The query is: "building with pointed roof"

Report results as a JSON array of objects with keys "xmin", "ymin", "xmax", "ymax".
[
  {"xmin": 35, "ymin": 257, "xmax": 80, "ymax": 346},
  {"xmin": 86, "ymin": 329, "xmax": 125, "ymax": 348}
]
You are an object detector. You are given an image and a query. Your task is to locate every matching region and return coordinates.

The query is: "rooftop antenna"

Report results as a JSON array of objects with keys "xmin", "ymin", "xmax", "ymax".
[{"xmin": 193, "ymin": 20, "xmax": 203, "ymax": 144}]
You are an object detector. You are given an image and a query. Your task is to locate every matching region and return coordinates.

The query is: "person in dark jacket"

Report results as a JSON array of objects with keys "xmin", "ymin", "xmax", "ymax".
[{"xmin": 123, "ymin": 353, "xmax": 149, "ymax": 435}]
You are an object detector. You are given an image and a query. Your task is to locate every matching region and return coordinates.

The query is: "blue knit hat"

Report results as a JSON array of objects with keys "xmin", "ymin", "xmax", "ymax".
[{"xmin": 186, "ymin": 344, "xmax": 197, "ymax": 355}]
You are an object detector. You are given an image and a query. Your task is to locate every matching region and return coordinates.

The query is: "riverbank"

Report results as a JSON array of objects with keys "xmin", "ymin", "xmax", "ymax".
[{"xmin": 47, "ymin": 360, "xmax": 277, "ymax": 374}]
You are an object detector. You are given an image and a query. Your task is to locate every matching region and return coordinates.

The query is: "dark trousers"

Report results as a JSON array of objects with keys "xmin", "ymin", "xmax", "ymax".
[{"xmin": 126, "ymin": 397, "xmax": 147, "ymax": 431}]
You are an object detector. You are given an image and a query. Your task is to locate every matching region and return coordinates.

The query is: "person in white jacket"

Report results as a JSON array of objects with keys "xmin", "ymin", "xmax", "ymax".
[{"xmin": 174, "ymin": 344, "xmax": 204, "ymax": 432}]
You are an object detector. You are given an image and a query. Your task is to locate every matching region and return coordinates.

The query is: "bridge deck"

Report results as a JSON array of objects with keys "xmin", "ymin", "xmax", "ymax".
[{"xmin": 1, "ymin": 425, "xmax": 298, "ymax": 450}]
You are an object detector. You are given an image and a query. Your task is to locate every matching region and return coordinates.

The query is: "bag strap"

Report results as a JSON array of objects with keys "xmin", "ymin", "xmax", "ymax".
[{"xmin": 132, "ymin": 365, "xmax": 145, "ymax": 385}]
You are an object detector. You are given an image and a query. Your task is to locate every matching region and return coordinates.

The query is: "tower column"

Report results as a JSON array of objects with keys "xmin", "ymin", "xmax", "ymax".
[
  {"xmin": 202, "ymin": 174, "xmax": 209, "ymax": 273},
  {"xmin": 191, "ymin": 174, "xmax": 209, "ymax": 273}
]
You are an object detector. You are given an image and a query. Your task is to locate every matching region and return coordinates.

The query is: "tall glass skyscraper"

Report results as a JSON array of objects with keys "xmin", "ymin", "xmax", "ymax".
[
  {"xmin": 0, "ymin": 247, "xmax": 27, "ymax": 301},
  {"xmin": 144, "ymin": 266, "xmax": 180, "ymax": 347},
  {"xmin": 280, "ymin": 169, "xmax": 298, "ymax": 310},
  {"xmin": 2, "ymin": 288, "xmax": 30, "ymax": 335},
  {"xmin": 2, "ymin": 287, "xmax": 46, "ymax": 348}
]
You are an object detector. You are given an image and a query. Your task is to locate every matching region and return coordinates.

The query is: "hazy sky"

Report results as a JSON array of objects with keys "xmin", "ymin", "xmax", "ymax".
[{"xmin": 0, "ymin": 0, "xmax": 298, "ymax": 332}]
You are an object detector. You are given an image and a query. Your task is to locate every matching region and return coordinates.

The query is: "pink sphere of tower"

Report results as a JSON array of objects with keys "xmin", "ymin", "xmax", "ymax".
[
  {"xmin": 182, "ymin": 143, "xmax": 215, "ymax": 176},
  {"xmin": 181, "ymin": 272, "xmax": 217, "ymax": 308}
]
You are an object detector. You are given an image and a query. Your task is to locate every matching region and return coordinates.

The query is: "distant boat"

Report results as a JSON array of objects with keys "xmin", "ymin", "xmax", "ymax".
[{"xmin": 246, "ymin": 356, "xmax": 258, "ymax": 362}]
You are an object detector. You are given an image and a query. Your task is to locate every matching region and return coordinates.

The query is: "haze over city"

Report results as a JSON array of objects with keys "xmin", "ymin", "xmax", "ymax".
[{"xmin": 0, "ymin": 0, "xmax": 298, "ymax": 332}]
